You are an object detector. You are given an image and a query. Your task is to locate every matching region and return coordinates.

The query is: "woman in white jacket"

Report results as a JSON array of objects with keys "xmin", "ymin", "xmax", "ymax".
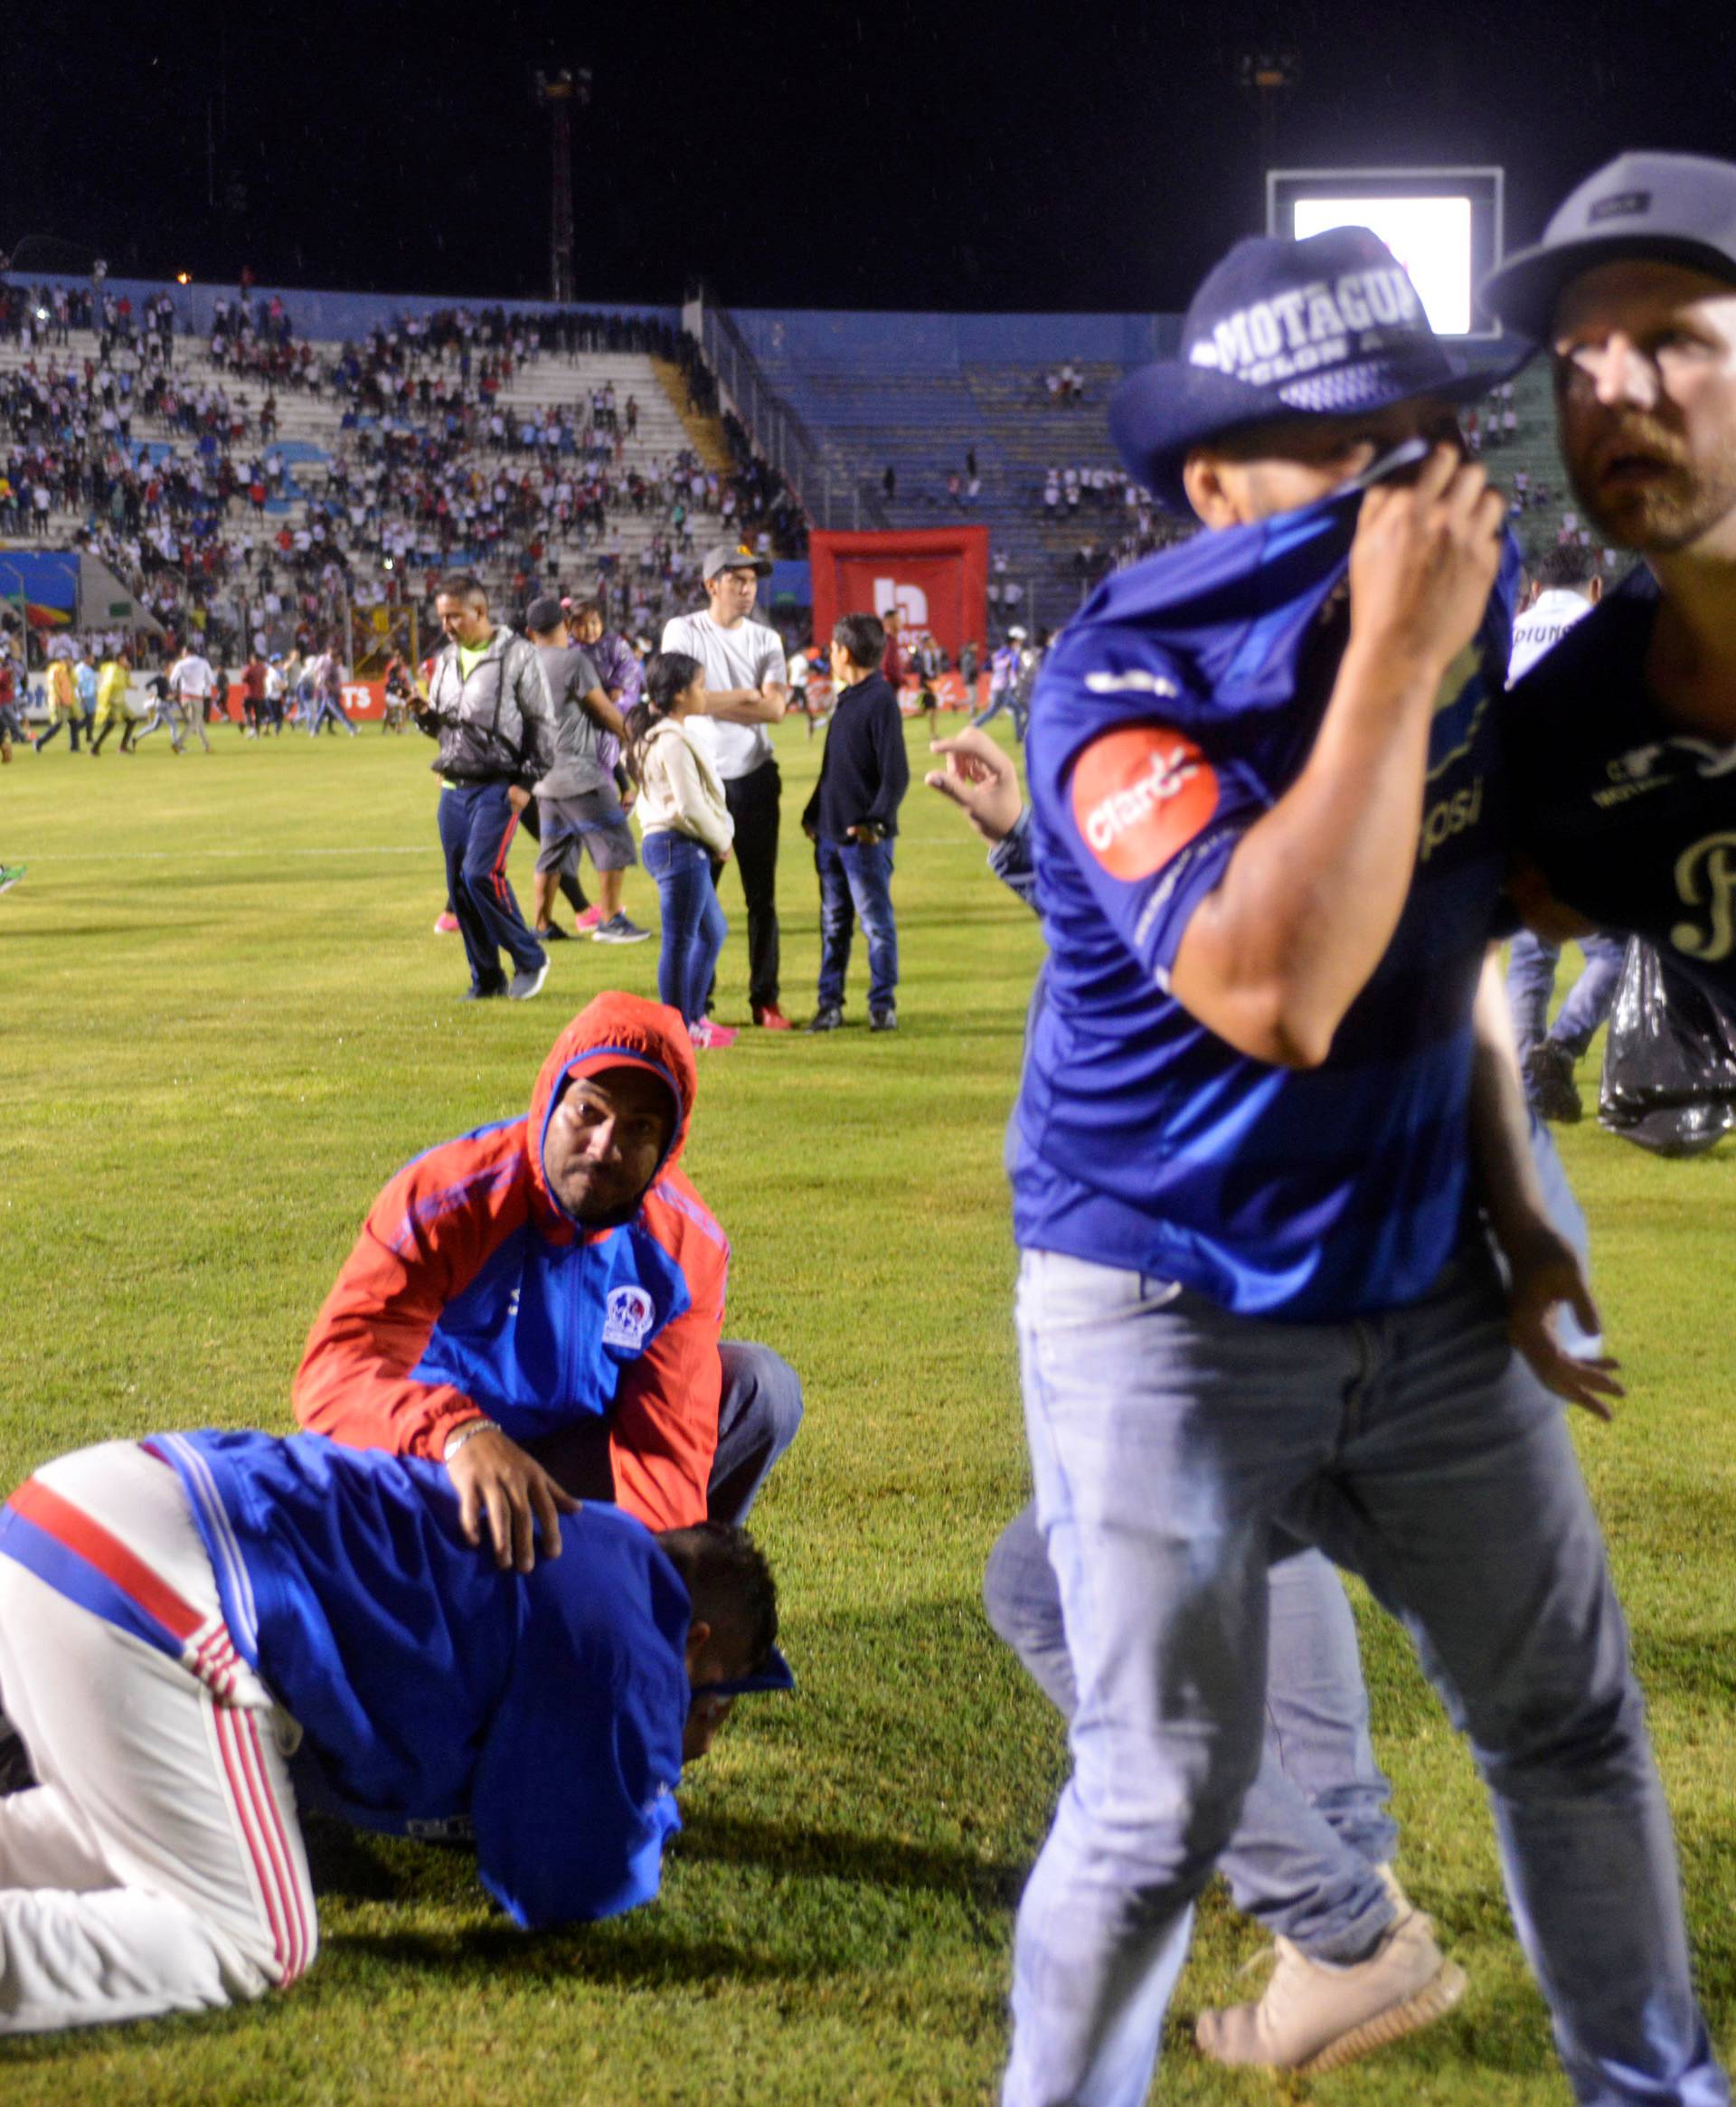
[{"xmin": 625, "ymin": 652, "xmax": 738, "ymax": 1049}]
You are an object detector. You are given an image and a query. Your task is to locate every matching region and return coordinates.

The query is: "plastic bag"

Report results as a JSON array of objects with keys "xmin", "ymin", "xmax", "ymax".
[{"xmin": 1598, "ymin": 938, "xmax": 1736, "ymax": 1157}]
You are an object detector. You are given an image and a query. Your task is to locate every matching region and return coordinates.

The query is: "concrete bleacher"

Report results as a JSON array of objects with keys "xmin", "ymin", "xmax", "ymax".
[
  {"xmin": 723, "ymin": 300, "xmax": 1599, "ymax": 631},
  {"xmin": 0, "ymin": 328, "xmax": 717, "ymax": 614},
  {"xmin": 734, "ymin": 347, "xmax": 1107, "ymax": 638}
]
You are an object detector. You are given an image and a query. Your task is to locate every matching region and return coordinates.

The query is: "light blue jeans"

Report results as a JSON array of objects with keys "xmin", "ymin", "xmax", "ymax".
[
  {"xmin": 971, "ymin": 685, "xmax": 1028, "ymax": 739},
  {"xmin": 1507, "ymin": 930, "xmax": 1628, "ymax": 1059},
  {"xmin": 985, "ymin": 1507, "xmax": 1397, "ymax": 1960},
  {"xmin": 1004, "ymin": 1248, "xmax": 1724, "ymax": 2107}
]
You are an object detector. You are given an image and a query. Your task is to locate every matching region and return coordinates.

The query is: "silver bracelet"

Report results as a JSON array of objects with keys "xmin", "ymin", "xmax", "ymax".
[{"xmin": 442, "ymin": 1419, "xmax": 501, "ymax": 1462}]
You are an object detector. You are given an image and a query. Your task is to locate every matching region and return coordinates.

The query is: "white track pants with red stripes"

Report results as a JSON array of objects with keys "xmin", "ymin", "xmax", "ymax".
[{"xmin": 0, "ymin": 1441, "xmax": 316, "ymax": 2030}]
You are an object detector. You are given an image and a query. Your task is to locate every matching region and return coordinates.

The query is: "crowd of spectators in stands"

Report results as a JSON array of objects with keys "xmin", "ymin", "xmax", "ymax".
[
  {"xmin": 0, "ymin": 279, "xmax": 807, "ymax": 669},
  {"xmin": 1041, "ymin": 463, "xmax": 1146, "ymax": 516}
]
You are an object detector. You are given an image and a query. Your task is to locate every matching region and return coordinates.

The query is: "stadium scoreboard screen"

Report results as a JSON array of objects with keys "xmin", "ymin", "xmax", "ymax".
[{"xmin": 1266, "ymin": 167, "xmax": 1505, "ymax": 337}]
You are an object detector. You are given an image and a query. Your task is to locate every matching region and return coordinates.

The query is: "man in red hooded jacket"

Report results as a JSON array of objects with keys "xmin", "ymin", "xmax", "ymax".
[{"xmin": 293, "ymin": 991, "xmax": 801, "ymax": 1571}]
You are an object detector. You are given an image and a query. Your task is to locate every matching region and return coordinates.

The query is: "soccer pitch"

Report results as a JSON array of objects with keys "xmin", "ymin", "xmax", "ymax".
[{"xmin": 0, "ymin": 723, "xmax": 1730, "ymax": 2103}]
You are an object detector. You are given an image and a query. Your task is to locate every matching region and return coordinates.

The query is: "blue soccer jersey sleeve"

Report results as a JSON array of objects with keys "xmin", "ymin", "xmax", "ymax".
[{"xmin": 1025, "ymin": 628, "xmax": 1271, "ymax": 985}]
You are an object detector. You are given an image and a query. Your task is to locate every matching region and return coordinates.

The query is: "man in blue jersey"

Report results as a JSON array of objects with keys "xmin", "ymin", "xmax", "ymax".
[
  {"xmin": 931, "ymin": 723, "xmax": 1469, "ymax": 2067},
  {"xmin": 0, "ymin": 1431, "xmax": 786, "ymax": 2031},
  {"xmin": 997, "ymin": 226, "xmax": 1722, "ymax": 2107},
  {"xmin": 1480, "ymin": 153, "xmax": 1736, "ymax": 1020}
]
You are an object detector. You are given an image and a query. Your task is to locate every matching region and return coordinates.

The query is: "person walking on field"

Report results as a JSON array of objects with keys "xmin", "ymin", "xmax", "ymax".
[
  {"xmin": 625, "ymin": 652, "xmax": 737, "ymax": 1050},
  {"xmin": 169, "ymin": 646, "xmax": 214, "ymax": 752},
  {"xmin": 239, "ymin": 651, "xmax": 268, "ymax": 738},
  {"xmin": 33, "ymin": 657, "xmax": 82, "ymax": 752},
  {"xmin": 90, "ymin": 652, "xmax": 140, "ymax": 756},
  {"xmin": 660, "ymin": 545, "xmax": 792, "ymax": 1028},
  {"xmin": 413, "ymin": 572, "xmax": 555, "ymax": 1004},
  {"xmin": 802, "ymin": 612, "xmax": 910, "ymax": 1034},
  {"xmin": 523, "ymin": 597, "xmax": 648, "ymax": 948},
  {"xmin": 73, "ymin": 649, "xmax": 98, "ymax": 748},
  {"xmin": 305, "ymin": 643, "xmax": 357, "ymax": 738},
  {"xmin": 996, "ymin": 226, "xmax": 1719, "ymax": 2107}
]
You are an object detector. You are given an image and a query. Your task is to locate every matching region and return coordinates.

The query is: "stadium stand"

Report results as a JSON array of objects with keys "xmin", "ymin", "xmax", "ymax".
[
  {"xmin": 713, "ymin": 300, "xmax": 1599, "ymax": 631},
  {"xmin": 0, "ymin": 270, "xmax": 1609, "ymax": 676},
  {"xmin": 0, "ymin": 279, "xmax": 806, "ymax": 668}
]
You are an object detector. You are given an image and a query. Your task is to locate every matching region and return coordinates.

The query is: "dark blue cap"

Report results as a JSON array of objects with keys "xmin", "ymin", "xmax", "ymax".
[
  {"xmin": 1481, "ymin": 152, "xmax": 1736, "ymax": 339},
  {"xmin": 1112, "ymin": 225, "xmax": 1528, "ymax": 514}
]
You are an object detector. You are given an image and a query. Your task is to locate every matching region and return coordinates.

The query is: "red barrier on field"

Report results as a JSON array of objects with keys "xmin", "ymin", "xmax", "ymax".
[{"xmin": 808, "ymin": 527, "xmax": 989, "ymax": 660}]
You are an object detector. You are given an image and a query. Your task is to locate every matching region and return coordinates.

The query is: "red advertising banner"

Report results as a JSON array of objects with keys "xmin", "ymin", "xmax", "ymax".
[{"xmin": 808, "ymin": 527, "xmax": 989, "ymax": 661}]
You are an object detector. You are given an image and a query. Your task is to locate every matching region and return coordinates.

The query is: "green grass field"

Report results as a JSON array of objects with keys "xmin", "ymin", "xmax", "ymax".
[{"xmin": 0, "ymin": 719, "xmax": 1730, "ymax": 2104}]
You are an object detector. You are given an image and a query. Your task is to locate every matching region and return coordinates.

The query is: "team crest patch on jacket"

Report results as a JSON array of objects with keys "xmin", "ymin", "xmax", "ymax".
[{"xmin": 603, "ymin": 1284, "xmax": 656, "ymax": 1352}]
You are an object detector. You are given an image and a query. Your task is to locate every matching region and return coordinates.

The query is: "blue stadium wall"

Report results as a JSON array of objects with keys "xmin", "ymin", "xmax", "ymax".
[{"xmin": 725, "ymin": 308, "xmax": 1184, "ymax": 373}]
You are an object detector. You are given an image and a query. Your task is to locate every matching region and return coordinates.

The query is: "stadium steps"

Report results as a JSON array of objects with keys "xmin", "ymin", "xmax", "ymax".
[{"xmin": 648, "ymin": 358, "xmax": 733, "ymax": 472}]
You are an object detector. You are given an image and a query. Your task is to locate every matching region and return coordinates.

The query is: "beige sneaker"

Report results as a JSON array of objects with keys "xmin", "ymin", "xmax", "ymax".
[{"xmin": 1194, "ymin": 1881, "xmax": 1467, "ymax": 2074}]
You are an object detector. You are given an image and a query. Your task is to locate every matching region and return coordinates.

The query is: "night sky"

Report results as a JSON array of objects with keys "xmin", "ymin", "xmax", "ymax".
[{"xmin": 7, "ymin": 0, "xmax": 1735, "ymax": 315}]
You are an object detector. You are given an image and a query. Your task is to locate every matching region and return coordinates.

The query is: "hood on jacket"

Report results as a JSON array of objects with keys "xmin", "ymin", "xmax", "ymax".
[{"xmin": 530, "ymin": 991, "xmax": 697, "ymax": 1233}]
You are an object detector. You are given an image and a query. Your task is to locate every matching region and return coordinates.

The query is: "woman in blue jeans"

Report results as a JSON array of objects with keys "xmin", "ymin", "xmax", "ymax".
[{"xmin": 625, "ymin": 652, "xmax": 737, "ymax": 1049}]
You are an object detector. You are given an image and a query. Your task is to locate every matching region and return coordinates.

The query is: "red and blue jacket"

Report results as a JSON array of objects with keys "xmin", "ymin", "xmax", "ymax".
[{"xmin": 294, "ymin": 991, "xmax": 729, "ymax": 1531}]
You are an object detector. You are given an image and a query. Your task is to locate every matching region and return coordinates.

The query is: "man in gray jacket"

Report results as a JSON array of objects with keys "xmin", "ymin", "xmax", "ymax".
[
  {"xmin": 524, "ymin": 597, "xmax": 648, "ymax": 946},
  {"xmin": 418, "ymin": 572, "xmax": 556, "ymax": 1002}
]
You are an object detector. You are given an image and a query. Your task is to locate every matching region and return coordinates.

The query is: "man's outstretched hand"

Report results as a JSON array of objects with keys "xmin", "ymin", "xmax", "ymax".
[
  {"xmin": 925, "ymin": 727, "xmax": 1023, "ymax": 845},
  {"xmin": 446, "ymin": 1426, "xmax": 580, "ymax": 1572}
]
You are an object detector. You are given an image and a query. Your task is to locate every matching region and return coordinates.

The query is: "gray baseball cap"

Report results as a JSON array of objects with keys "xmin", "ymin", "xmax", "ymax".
[
  {"xmin": 702, "ymin": 542, "xmax": 772, "ymax": 581},
  {"xmin": 1481, "ymin": 151, "xmax": 1736, "ymax": 338}
]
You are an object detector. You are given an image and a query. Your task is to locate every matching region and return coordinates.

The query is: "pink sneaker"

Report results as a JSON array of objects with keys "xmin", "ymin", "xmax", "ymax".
[
  {"xmin": 574, "ymin": 906, "xmax": 605, "ymax": 934},
  {"xmin": 688, "ymin": 1017, "xmax": 738, "ymax": 1050},
  {"xmin": 433, "ymin": 912, "xmax": 459, "ymax": 935}
]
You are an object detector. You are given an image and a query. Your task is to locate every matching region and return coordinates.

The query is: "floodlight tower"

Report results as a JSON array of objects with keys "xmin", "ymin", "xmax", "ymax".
[
  {"xmin": 1234, "ymin": 49, "xmax": 1301, "ymax": 174},
  {"xmin": 533, "ymin": 67, "xmax": 591, "ymax": 305}
]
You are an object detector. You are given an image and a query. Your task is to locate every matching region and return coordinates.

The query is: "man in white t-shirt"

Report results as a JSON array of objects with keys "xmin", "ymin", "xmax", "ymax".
[
  {"xmin": 177, "ymin": 648, "xmax": 219, "ymax": 749},
  {"xmin": 1502, "ymin": 544, "xmax": 1622, "ymax": 1120},
  {"xmin": 156, "ymin": 647, "xmax": 214, "ymax": 754},
  {"xmin": 660, "ymin": 544, "xmax": 792, "ymax": 1028}
]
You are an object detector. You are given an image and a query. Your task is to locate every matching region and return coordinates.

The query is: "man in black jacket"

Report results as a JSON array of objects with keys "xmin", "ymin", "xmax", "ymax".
[
  {"xmin": 801, "ymin": 612, "xmax": 910, "ymax": 1033},
  {"xmin": 417, "ymin": 572, "xmax": 556, "ymax": 1002}
]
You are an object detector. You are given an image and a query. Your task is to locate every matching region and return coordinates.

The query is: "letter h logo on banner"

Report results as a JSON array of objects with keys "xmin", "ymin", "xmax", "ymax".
[{"xmin": 873, "ymin": 578, "xmax": 929, "ymax": 628}]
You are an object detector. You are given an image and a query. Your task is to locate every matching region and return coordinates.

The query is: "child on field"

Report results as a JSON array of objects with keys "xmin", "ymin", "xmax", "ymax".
[{"xmin": 624, "ymin": 651, "xmax": 737, "ymax": 1048}]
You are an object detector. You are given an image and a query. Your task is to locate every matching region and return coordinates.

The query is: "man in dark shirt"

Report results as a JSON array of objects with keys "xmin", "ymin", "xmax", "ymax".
[
  {"xmin": 801, "ymin": 612, "xmax": 910, "ymax": 1033},
  {"xmin": 1482, "ymin": 152, "xmax": 1736, "ymax": 1010}
]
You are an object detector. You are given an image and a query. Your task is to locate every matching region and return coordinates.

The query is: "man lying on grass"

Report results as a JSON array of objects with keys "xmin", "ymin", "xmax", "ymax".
[{"xmin": 0, "ymin": 1429, "xmax": 787, "ymax": 2030}]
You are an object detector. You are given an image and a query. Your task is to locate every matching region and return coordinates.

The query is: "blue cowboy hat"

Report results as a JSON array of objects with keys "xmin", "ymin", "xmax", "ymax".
[{"xmin": 1113, "ymin": 225, "xmax": 1531, "ymax": 513}]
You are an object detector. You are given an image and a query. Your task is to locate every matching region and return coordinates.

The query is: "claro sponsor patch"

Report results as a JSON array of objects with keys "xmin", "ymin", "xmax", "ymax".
[{"xmin": 1071, "ymin": 724, "xmax": 1219, "ymax": 882}]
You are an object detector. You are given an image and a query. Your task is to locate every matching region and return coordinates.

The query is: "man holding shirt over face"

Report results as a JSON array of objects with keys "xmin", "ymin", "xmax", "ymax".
[{"xmin": 996, "ymin": 226, "xmax": 1722, "ymax": 2107}]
